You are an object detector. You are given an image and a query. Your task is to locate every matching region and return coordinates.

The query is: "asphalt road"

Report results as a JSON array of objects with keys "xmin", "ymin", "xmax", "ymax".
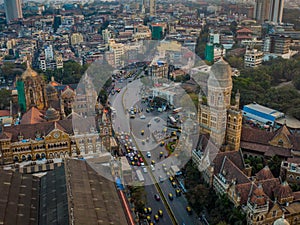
[{"xmin": 110, "ymin": 78, "xmax": 202, "ymax": 225}]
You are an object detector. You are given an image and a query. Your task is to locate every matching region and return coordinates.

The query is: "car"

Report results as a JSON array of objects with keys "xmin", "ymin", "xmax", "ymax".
[
  {"xmin": 151, "ymin": 164, "xmax": 155, "ymax": 171},
  {"xmin": 151, "ymin": 160, "xmax": 155, "ymax": 165},
  {"xmin": 168, "ymin": 193, "xmax": 173, "ymax": 200},
  {"xmin": 160, "ymin": 141, "xmax": 165, "ymax": 147},
  {"xmin": 159, "ymin": 176, "xmax": 163, "ymax": 182},
  {"xmin": 144, "ymin": 207, "xmax": 148, "ymax": 214},
  {"xmin": 130, "ymin": 114, "xmax": 135, "ymax": 119},
  {"xmin": 154, "ymin": 194, "xmax": 160, "ymax": 201},
  {"xmin": 154, "ymin": 214, "xmax": 159, "ymax": 221},
  {"xmin": 154, "ymin": 117, "xmax": 160, "ymax": 122},
  {"xmin": 146, "ymin": 152, "xmax": 151, "ymax": 158},
  {"xmin": 158, "ymin": 210, "xmax": 163, "ymax": 217},
  {"xmin": 146, "ymin": 215, "xmax": 151, "ymax": 221},
  {"xmin": 186, "ymin": 206, "xmax": 192, "ymax": 215},
  {"xmin": 169, "ymin": 176, "xmax": 174, "ymax": 182},
  {"xmin": 140, "ymin": 115, "xmax": 146, "ymax": 119},
  {"xmin": 141, "ymin": 130, "xmax": 144, "ymax": 135},
  {"xmin": 147, "ymin": 122, "xmax": 151, "ymax": 127},
  {"xmin": 146, "ymin": 108, "xmax": 150, "ymax": 113},
  {"xmin": 176, "ymin": 189, "xmax": 181, "ymax": 196},
  {"xmin": 143, "ymin": 167, "xmax": 148, "ymax": 173},
  {"xmin": 172, "ymin": 181, "xmax": 177, "ymax": 188},
  {"xmin": 148, "ymin": 207, "xmax": 152, "ymax": 214}
]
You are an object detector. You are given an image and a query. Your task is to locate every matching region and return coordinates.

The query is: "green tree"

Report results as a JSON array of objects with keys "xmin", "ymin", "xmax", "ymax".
[
  {"xmin": 0, "ymin": 89, "xmax": 11, "ymax": 109},
  {"xmin": 267, "ymin": 155, "xmax": 282, "ymax": 177}
]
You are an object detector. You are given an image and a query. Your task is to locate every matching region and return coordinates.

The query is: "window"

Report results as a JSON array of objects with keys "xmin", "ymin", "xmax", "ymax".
[
  {"xmin": 272, "ymin": 210, "xmax": 277, "ymax": 217},
  {"xmin": 278, "ymin": 139, "xmax": 283, "ymax": 146}
]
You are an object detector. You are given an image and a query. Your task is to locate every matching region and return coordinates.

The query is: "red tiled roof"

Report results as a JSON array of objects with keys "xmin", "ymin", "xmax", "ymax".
[
  {"xmin": 236, "ymin": 182, "xmax": 255, "ymax": 205},
  {"xmin": 256, "ymin": 166, "xmax": 274, "ymax": 181},
  {"xmin": 236, "ymin": 35, "xmax": 253, "ymax": 39},
  {"xmin": 237, "ymin": 27, "xmax": 253, "ymax": 33},
  {"xmin": 274, "ymin": 181, "xmax": 294, "ymax": 201},
  {"xmin": 2, "ymin": 119, "xmax": 73, "ymax": 142},
  {"xmin": 219, "ymin": 156, "xmax": 251, "ymax": 185},
  {"xmin": 293, "ymin": 191, "xmax": 300, "ymax": 201},
  {"xmin": 250, "ymin": 184, "xmax": 268, "ymax": 206},
  {"xmin": 20, "ymin": 107, "xmax": 45, "ymax": 125},
  {"xmin": 0, "ymin": 110, "xmax": 10, "ymax": 117},
  {"xmin": 259, "ymin": 178, "xmax": 280, "ymax": 199}
]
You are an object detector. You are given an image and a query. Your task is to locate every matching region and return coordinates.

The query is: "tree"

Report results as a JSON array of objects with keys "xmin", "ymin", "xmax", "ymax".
[
  {"xmin": 267, "ymin": 155, "xmax": 282, "ymax": 177},
  {"xmin": 0, "ymin": 89, "xmax": 11, "ymax": 109},
  {"xmin": 226, "ymin": 56, "xmax": 244, "ymax": 69}
]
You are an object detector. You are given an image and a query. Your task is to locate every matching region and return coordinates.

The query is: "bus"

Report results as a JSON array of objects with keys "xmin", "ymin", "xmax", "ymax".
[
  {"xmin": 173, "ymin": 107, "xmax": 182, "ymax": 114},
  {"xmin": 136, "ymin": 170, "xmax": 145, "ymax": 182},
  {"xmin": 168, "ymin": 115, "xmax": 177, "ymax": 124}
]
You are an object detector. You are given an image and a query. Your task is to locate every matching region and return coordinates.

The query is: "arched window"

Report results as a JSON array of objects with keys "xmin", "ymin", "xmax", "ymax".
[{"xmin": 29, "ymin": 89, "xmax": 35, "ymax": 105}]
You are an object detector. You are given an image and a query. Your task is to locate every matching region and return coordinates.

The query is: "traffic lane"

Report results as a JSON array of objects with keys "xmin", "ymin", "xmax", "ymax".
[
  {"xmin": 143, "ymin": 182, "xmax": 173, "ymax": 225},
  {"xmin": 160, "ymin": 179, "xmax": 201, "ymax": 225},
  {"xmin": 112, "ymin": 85, "xmax": 130, "ymax": 132}
]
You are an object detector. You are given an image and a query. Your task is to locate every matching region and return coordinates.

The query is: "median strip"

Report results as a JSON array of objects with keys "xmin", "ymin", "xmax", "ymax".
[{"xmin": 130, "ymin": 131, "xmax": 179, "ymax": 225}]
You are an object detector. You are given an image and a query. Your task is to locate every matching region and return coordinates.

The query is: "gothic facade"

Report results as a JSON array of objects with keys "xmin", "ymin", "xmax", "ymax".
[{"xmin": 198, "ymin": 58, "xmax": 242, "ymax": 151}]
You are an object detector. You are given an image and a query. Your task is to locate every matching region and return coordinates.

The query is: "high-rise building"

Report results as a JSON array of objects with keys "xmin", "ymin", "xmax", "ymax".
[
  {"xmin": 4, "ymin": 0, "xmax": 23, "ymax": 23},
  {"xmin": 149, "ymin": 0, "xmax": 156, "ymax": 16},
  {"xmin": 269, "ymin": 0, "xmax": 284, "ymax": 23},
  {"xmin": 254, "ymin": 0, "xmax": 285, "ymax": 24},
  {"xmin": 253, "ymin": 0, "xmax": 271, "ymax": 23}
]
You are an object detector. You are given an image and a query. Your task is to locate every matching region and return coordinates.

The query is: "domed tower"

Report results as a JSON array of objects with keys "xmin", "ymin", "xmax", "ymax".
[
  {"xmin": 246, "ymin": 183, "xmax": 269, "ymax": 224},
  {"xmin": 16, "ymin": 59, "xmax": 48, "ymax": 112},
  {"xmin": 273, "ymin": 216, "xmax": 290, "ymax": 225},
  {"xmin": 45, "ymin": 107, "xmax": 60, "ymax": 122},
  {"xmin": 207, "ymin": 58, "xmax": 233, "ymax": 109},
  {"xmin": 199, "ymin": 58, "xmax": 233, "ymax": 146}
]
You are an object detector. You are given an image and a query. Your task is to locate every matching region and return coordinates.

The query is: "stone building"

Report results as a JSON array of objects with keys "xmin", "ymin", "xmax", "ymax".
[
  {"xmin": 198, "ymin": 58, "xmax": 242, "ymax": 151},
  {"xmin": 16, "ymin": 61, "xmax": 48, "ymax": 112}
]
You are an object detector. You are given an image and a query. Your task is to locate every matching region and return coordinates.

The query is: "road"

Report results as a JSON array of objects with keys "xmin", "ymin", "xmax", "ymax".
[{"xmin": 110, "ymin": 78, "xmax": 202, "ymax": 225}]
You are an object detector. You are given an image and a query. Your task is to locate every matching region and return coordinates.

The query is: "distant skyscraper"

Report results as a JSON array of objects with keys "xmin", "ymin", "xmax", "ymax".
[
  {"xmin": 269, "ymin": 0, "xmax": 284, "ymax": 23},
  {"xmin": 253, "ymin": 0, "xmax": 271, "ymax": 23},
  {"xmin": 254, "ymin": 0, "xmax": 284, "ymax": 24},
  {"xmin": 4, "ymin": 0, "xmax": 23, "ymax": 23},
  {"xmin": 149, "ymin": 0, "xmax": 156, "ymax": 16}
]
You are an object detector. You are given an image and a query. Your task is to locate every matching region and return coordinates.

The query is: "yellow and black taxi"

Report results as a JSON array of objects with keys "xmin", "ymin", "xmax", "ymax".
[
  {"xmin": 158, "ymin": 210, "xmax": 163, "ymax": 217},
  {"xmin": 186, "ymin": 206, "xmax": 192, "ymax": 215}
]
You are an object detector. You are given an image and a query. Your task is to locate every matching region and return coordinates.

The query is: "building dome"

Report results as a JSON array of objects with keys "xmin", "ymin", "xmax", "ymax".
[
  {"xmin": 45, "ymin": 107, "xmax": 60, "ymax": 121},
  {"xmin": 273, "ymin": 217, "xmax": 290, "ymax": 225},
  {"xmin": 46, "ymin": 84, "xmax": 57, "ymax": 95},
  {"xmin": 22, "ymin": 65, "xmax": 38, "ymax": 79},
  {"xmin": 208, "ymin": 57, "xmax": 232, "ymax": 88}
]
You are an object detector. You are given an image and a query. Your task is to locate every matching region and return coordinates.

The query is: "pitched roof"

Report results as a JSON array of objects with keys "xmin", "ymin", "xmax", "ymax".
[
  {"xmin": 249, "ymin": 183, "xmax": 269, "ymax": 206},
  {"xmin": 0, "ymin": 110, "xmax": 10, "ymax": 117},
  {"xmin": 241, "ymin": 126, "xmax": 274, "ymax": 145},
  {"xmin": 0, "ymin": 168, "xmax": 39, "ymax": 225},
  {"xmin": 259, "ymin": 178, "xmax": 280, "ymax": 200},
  {"xmin": 213, "ymin": 150, "xmax": 246, "ymax": 175},
  {"xmin": 65, "ymin": 159, "xmax": 128, "ymax": 225},
  {"xmin": 236, "ymin": 182, "xmax": 256, "ymax": 205},
  {"xmin": 1, "ymin": 119, "xmax": 74, "ymax": 142},
  {"xmin": 219, "ymin": 156, "xmax": 251, "ymax": 185},
  {"xmin": 256, "ymin": 166, "xmax": 274, "ymax": 181},
  {"xmin": 20, "ymin": 107, "xmax": 45, "ymax": 124},
  {"xmin": 237, "ymin": 27, "xmax": 253, "ymax": 33},
  {"xmin": 274, "ymin": 181, "xmax": 294, "ymax": 201}
]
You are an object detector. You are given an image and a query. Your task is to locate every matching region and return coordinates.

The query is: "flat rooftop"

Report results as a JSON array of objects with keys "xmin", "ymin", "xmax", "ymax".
[{"xmin": 244, "ymin": 103, "xmax": 284, "ymax": 118}]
